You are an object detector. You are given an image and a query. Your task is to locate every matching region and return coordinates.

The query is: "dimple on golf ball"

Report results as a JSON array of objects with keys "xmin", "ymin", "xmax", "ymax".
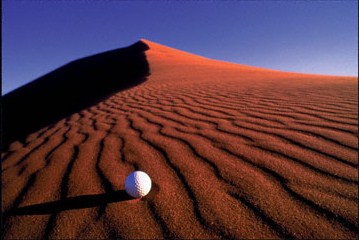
[{"xmin": 125, "ymin": 171, "xmax": 152, "ymax": 198}]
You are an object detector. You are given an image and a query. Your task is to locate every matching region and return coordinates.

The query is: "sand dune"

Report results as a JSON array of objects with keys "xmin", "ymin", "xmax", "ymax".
[{"xmin": 2, "ymin": 39, "xmax": 358, "ymax": 239}]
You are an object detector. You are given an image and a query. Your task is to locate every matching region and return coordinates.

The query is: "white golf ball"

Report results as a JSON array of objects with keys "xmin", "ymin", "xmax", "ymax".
[{"xmin": 125, "ymin": 171, "xmax": 152, "ymax": 198}]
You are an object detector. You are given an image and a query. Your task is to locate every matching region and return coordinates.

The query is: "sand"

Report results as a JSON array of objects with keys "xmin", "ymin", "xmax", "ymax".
[{"xmin": 1, "ymin": 39, "xmax": 358, "ymax": 239}]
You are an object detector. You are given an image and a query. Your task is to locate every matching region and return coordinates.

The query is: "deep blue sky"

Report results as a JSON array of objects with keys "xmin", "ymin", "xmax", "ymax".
[{"xmin": 2, "ymin": 1, "xmax": 358, "ymax": 94}]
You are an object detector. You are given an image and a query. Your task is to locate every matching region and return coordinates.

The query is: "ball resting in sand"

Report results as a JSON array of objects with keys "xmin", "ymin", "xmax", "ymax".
[{"xmin": 125, "ymin": 171, "xmax": 152, "ymax": 198}]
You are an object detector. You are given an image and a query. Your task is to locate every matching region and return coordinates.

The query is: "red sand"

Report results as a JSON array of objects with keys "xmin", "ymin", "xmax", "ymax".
[{"xmin": 2, "ymin": 39, "xmax": 358, "ymax": 239}]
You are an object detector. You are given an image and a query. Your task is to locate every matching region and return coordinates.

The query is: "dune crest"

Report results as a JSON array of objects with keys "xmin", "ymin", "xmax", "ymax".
[{"xmin": 2, "ymin": 39, "xmax": 358, "ymax": 239}]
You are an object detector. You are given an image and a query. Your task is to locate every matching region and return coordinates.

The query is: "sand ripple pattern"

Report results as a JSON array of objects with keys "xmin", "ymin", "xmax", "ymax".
[{"xmin": 2, "ymin": 73, "xmax": 358, "ymax": 238}]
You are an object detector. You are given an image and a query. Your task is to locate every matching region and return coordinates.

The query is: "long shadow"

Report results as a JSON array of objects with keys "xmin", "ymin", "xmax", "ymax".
[
  {"xmin": 6, "ymin": 190, "xmax": 134, "ymax": 216},
  {"xmin": 4, "ymin": 183, "xmax": 159, "ymax": 217},
  {"xmin": 2, "ymin": 40, "xmax": 150, "ymax": 150}
]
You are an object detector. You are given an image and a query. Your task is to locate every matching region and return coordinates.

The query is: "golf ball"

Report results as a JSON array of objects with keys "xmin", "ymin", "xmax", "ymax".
[{"xmin": 125, "ymin": 171, "xmax": 152, "ymax": 198}]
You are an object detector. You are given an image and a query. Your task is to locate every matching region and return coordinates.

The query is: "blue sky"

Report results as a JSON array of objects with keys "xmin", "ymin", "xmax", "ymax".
[{"xmin": 2, "ymin": 1, "xmax": 358, "ymax": 94}]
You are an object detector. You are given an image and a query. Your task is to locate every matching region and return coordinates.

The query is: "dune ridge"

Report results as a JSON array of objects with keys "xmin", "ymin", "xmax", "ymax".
[{"xmin": 2, "ymin": 39, "xmax": 358, "ymax": 239}]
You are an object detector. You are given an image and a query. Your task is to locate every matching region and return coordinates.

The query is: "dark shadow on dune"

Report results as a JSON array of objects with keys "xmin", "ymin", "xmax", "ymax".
[
  {"xmin": 2, "ymin": 40, "xmax": 150, "ymax": 150},
  {"xmin": 5, "ymin": 183, "xmax": 158, "ymax": 216},
  {"xmin": 6, "ymin": 190, "xmax": 134, "ymax": 216}
]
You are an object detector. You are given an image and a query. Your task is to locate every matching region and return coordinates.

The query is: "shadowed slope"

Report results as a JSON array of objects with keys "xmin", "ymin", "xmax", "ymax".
[
  {"xmin": 2, "ymin": 39, "xmax": 358, "ymax": 239},
  {"xmin": 2, "ymin": 41, "xmax": 150, "ymax": 149},
  {"xmin": 5, "ymin": 190, "xmax": 133, "ymax": 215}
]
